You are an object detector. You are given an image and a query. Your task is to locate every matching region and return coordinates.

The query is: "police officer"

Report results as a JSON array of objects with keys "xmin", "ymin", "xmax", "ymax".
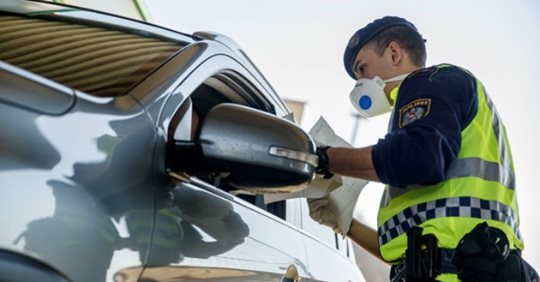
[{"xmin": 309, "ymin": 16, "xmax": 538, "ymax": 281}]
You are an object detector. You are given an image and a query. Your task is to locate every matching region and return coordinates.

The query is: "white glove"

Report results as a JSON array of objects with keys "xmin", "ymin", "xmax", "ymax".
[{"xmin": 307, "ymin": 196, "xmax": 352, "ymax": 235}]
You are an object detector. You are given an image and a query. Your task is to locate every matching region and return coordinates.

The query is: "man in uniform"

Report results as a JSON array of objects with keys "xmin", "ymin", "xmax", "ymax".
[{"xmin": 309, "ymin": 16, "xmax": 538, "ymax": 281}]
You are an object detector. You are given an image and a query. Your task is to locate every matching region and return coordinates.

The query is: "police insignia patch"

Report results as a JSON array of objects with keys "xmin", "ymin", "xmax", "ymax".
[{"xmin": 399, "ymin": 98, "xmax": 431, "ymax": 128}]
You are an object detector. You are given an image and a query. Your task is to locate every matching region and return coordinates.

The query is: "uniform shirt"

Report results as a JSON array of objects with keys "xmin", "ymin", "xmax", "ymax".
[{"xmin": 372, "ymin": 64, "xmax": 479, "ymax": 188}]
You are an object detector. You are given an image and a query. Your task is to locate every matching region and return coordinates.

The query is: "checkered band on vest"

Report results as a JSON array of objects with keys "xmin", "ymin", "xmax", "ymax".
[{"xmin": 377, "ymin": 196, "xmax": 521, "ymax": 246}]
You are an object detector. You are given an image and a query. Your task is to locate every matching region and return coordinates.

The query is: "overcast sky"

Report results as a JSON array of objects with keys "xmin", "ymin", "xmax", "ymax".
[{"xmin": 146, "ymin": 0, "xmax": 540, "ymax": 268}]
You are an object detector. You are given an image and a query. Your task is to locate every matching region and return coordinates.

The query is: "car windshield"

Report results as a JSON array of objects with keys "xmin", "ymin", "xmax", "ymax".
[{"xmin": 0, "ymin": 13, "xmax": 184, "ymax": 97}]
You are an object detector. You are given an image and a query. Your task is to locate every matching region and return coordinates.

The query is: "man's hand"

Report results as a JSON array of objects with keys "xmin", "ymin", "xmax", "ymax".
[
  {"xmin": 307, "ymin": 197, "xmax": 351, "ymax": 235},
  {"xmin": 309, "ymin": 197, "xmax": 384, "ymax": 261}
]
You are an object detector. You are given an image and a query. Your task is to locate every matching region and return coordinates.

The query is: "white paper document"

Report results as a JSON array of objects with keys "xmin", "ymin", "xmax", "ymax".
[{"xmin": 264, "ymin": 117, "xmax": 368, "ymax": 232}]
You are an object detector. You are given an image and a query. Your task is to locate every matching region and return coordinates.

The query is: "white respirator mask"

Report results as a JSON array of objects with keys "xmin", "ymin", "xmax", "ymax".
[{"xmin": 349, "ymin": 73, "xmax": 410, "ymax": 118}]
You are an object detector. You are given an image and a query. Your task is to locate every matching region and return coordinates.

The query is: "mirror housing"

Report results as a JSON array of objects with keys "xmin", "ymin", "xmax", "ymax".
[{"xmin": 169, "ymin": 103, "xmax": 317, "ymax": 193}]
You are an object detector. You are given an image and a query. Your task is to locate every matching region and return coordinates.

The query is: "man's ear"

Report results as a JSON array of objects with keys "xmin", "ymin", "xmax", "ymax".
[{"xmin": 387, "ymin": 41, "xmax": 402, "ymax": 66}]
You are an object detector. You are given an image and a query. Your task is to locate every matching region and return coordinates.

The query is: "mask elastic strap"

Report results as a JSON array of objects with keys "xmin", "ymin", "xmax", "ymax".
[{"xmin": 384, "ymin": 73, "xmax": 411, "ymax": 83}]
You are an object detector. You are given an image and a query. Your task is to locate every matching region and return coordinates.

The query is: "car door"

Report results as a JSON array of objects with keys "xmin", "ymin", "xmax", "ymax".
[
  {"xmin": 136, "ymin": 53, "xmax": 310, "ymax": 281},
  {"xmin": 0, "ymin": 75, "xmax": 160, "ymax": 282},
  {"xmin": 299, "ymin": 199, "xmax": 365, "ymax": 282}
]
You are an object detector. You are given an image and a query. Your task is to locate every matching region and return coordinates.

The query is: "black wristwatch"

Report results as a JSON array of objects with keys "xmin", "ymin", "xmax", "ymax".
[{"xmin": 315, "ymin": 146, "xmax": 334, "ymax": 179}]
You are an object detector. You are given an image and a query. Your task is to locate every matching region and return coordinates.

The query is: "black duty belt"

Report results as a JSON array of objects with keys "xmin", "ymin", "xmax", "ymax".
[
  {"xmin": 390, "ymin": 249, "xmax": 527, "ymax": 282},
  {"xmin": 391, "ymin": 223, "xmax": 531, "ymax": 282},
  {"xmin": 390, "ymin": 248, "xmax": 460, "ymax": 282}
]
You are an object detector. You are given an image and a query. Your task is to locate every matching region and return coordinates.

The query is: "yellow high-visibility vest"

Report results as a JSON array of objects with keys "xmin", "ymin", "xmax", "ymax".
[{"xmin": 378, "ymin": 65, "xmax": 523, "ymax": 280}]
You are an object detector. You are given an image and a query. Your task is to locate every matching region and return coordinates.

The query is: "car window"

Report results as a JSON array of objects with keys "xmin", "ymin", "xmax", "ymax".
[
  {"xmin": 167, "ymin": 69, "xmax": 287, "ymax": 220},
  {"xmin": 0, "ymin": 13, "xmax": 185, "ymax": 97}
]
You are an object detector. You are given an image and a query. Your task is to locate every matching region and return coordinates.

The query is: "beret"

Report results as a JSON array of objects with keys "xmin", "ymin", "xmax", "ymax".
[{"xmin": 344, "ymin": 16, "xmax": 418, "ymax": 80}]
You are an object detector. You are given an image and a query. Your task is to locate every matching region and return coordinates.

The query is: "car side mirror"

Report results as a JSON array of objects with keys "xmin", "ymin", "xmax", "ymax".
[{"xmin": 168, "ymin": 103, "xmax": 317, "ymax": 193}]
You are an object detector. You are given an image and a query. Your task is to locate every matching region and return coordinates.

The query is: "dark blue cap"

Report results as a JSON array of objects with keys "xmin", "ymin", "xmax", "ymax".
[{"xmin": 343, "ymin": 16, "xmax": 418, "ymax": 80}]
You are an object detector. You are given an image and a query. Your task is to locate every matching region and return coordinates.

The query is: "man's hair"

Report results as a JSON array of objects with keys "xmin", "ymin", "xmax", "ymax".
[{"xmin": 367, "ymin": 25, "xmax": 426, "ymax": 67}]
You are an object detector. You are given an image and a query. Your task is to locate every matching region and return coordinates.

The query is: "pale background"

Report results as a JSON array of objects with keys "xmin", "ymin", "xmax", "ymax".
[{"xmin": 143, "ymin": 0, "xmax": 540, "ymax": 271}]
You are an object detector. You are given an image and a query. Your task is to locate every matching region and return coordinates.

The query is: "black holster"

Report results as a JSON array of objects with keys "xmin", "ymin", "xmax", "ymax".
[
  {"xmin": 405, "ymin": 226, "xmax": 439, "ymax": 282},
  {"xmin": 452, "ymin": 222, "xmax": 539, "ymax": 282}
]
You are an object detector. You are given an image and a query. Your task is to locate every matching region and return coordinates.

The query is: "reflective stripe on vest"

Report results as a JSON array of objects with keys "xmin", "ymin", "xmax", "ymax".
[
  {"xmin": 446, "ymin": 157, "xmax": 514, "ymax": 190},
  {"xmin": 386, "ymin": 155, "xmax": 515, "ymax": 201}
]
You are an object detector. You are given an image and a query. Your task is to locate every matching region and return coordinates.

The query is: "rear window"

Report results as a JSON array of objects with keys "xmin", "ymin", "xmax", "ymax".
[{"xmin": 0, "ymin": 13, "xmax": 184, "ymax": 97}]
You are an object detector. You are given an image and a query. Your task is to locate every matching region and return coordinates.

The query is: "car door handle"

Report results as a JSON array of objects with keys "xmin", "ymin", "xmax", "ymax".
[{"xmin": 280, "ymin": 264, "xmax": 299, "ymax": 282}]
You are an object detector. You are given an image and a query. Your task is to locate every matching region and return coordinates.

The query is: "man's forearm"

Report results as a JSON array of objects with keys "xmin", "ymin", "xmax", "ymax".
[
  {"xmin": 348, "ymin": 219, "xmax": 387, "ymax": 263},
  {"xmin": 327, "ymin": 146, "xmax": 380, "ymax": 182}
]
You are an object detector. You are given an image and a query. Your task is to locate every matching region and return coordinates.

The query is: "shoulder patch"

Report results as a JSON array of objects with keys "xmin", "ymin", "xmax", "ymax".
[{"xmin": 399, "ymin": 98, "xmax": 431, "ymax": 128}]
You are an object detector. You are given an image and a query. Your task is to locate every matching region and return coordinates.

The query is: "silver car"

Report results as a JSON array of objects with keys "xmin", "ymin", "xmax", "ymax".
[{"xmin": 0, "ymin": 1, "xmax": 364, "ymax": 281}]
